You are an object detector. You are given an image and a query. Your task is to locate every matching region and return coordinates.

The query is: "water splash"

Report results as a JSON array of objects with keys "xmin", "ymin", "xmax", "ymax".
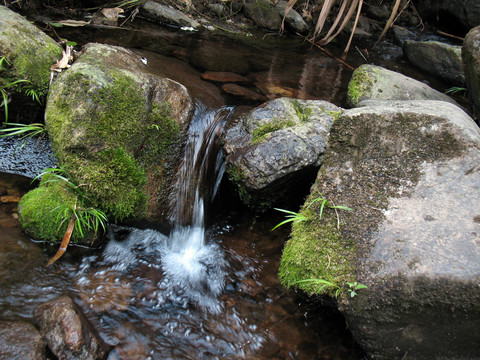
[{"xmin": 103, "ymin": 103, "xmax": 232, "ymax": 312}]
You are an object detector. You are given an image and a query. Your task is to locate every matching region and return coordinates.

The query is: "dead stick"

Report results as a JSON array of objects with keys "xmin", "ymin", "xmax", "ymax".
[
  {"xmin": 436, "ymin": 30, "xmax": 464, "ymax": 42},
  {"xmin": 46, "ymin": 213, "xmax": 76, "ymax": 267}
]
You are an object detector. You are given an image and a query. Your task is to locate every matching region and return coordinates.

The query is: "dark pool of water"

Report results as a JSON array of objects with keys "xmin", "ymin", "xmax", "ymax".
[{"xmin": 0, "ymin": 172, "xmax": 364, "ymax": 359}]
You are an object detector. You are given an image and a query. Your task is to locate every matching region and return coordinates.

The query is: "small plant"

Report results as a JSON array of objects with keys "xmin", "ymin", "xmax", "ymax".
[
  {"xmin": 294, "ymin": 278, "xmax": 367, "ymax": 298},
  {"xmin": 272, "ymin": 208, "xmax": 310, "ymax": 230},
  {"xmin": 346, "ymin": 281, "xmax": 368, "ymax": 298},
  {"xmin": 1, "ymin": 56, "xmax": 45, "ymax": 123},
  {"xmin": 0, "ymin": 122, "xmax": 47, "ymax": 147},
  {"xmin": 445, "ymin": 87, "xmax": 467, "ymax": 95},
  {"xmin": 34, "ymin": 167, "xmax": 108, "ymax": 266},
  {"xmin": 307, "ymin": 192, "xmax": 352, "ymax": 229},
  {"xmin": 292, "ymin": 99, "xmax": 312, "ymax": 123}
]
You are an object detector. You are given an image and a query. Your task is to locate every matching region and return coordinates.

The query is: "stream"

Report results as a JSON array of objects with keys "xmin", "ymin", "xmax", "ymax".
[{"xmin": 0, "ymin": 15, "xmax": 465, "ymax": 360}]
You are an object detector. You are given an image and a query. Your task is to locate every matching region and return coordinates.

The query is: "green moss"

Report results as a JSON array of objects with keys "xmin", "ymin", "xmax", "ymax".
[
  {"xmin": 278, "ymin": 201, "xmax": 356, "ymax": 298},
  {"xmin": 326, "ymin": 110, "xmax": 342, "ymax": 120},
  {"xmin": 347, "ymin": 66, "xmax": 374, "ymax": 106},
  {"xmin": 291, "ymin": 99, "xmax": 312, "ymax": 122},
  {"xmin": 66, "ymin": 147, "xmax": 147, "ymax": 222},
  {"xmin": 18, "ymin": 179, "xmax": 85, "ymax": 243},
  {"xmin": 251, "ymin": 117, "xmax": 296, "ymax": 144}
]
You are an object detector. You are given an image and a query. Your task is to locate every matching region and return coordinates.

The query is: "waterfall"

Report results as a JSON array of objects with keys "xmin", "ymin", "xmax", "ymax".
[
  {"xmin": 102, "ymin": 102, "xmax": 232, "ymax": 311},
  {"xmin": 163, "ymin": 102, "xmax": 232, "ymax": 310}
]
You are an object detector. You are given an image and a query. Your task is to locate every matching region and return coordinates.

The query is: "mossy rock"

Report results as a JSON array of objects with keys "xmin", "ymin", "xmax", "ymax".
[
  {"xmin": 223, "ymin": 97, "xmax": 340, "ymax": 211},
  {"xmin": 279, "ymin": 100, "xmax": 480, "ymax": 359},
  {"xmin": 346, "ymin": 64, "xmax": 458, "ymax": 107},
  {"xmin": 18, "ymin": 179, "xmax": 90, "ymax": 243},
  {"xmin": 44, "ymin": 43, "xmax": 193, "ymax": 224},
  {"xmin": 0, "ymin": 6, "xmax": 62, "ymax": 93}
]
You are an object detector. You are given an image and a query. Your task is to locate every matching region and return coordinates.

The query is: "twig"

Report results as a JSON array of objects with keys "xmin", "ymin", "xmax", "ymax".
[
  {"xmin": 374, "ymin": 0, "xmax": 402, "ymax": 48},
  {"xmin": 436, "ymin": 30, "xmax": 464, "ymax": 42},
  {"xmin": 355, "ymin": 46, "xmax": 368, "ymax": 62},
  {"xmin": 410, "ymin": 2, "xmax": 424, "ymax": 33},
  {"xmin": 120, "ymin": 6, "xmax": 139, "ymax": 27},
  {"xmin": 298, "ymin": 33, "xmax": 355, "ymax": 71}
]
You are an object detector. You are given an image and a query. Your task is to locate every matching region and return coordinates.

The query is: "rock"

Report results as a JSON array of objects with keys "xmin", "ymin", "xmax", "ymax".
[
  {"xmin": 365, "ymin": 4, "xmax": 392, "ymax": 20},
  {"xmin": 403, "ymin": 40, "xmax": 464, "ymax": 85},
  {"xmin": 19, "ymin": 43, "xmax": 194, "ymax": 243},
  {"xmin": 221, "ymin": 83, "xmax": 267, "ymax": 102},
  {"xmin": 279, "ymin": 99, "xmax": 480, "ymax": 359},
  {"xmin": 201, "ymin": 71, "xmax": 250, "ymax": 83},
  {"xmin": 0, "ymin": 6, "xmax": 62, "ymax": 93},
  {"xmin": 0, "ymin": 321, "xmax": 45, "ymax": 360},
  {"xmin": 416, "ymin": 0, "xmax": 480, "ymax": 30},
  {"xmin": 463, "ymin": 26, "xmax": 480, "ymax": 122},
  {"xmin": 276, "ymin": 1, "xmax": 308, "ymax": 34},
  {"xmin": 223, "ymin": 97, "xmax": 341, "ymax": 209},
  {"xmin": 141, "ymin": 0, "xmax": 201, "ymax": 30},
  {"xmin": 243, "ymin": 0, "xmax": 283, "ymax": 32},
  {"xmin": 347, "ymin": 64, "xmax": 458, "ymax": 107},
  {"xmin": 35, "ymin": 295, "xmax": 107, "ymax": 360}
]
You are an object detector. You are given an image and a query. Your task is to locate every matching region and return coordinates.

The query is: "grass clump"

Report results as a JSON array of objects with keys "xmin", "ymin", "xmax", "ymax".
[{"xmin": 251, "ymin": 118, "xmax": 296, "ymax": 144}]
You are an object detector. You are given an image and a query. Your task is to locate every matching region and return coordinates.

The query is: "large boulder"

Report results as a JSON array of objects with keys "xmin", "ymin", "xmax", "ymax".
[
  {"xmin": 223, "ymin": 97, "xmax": 341, "ymax": 210},
  {"xmin": 347, "ymin": 64, "xmax": 458, "ymax": 107},
  {"xmin": 19, "ymin": 42, "xmax": 194, "ymax": 243},
  {"xmin": 35, "ymin": 295, "xmax": 107, "ymax": 360},
  {"xmin": 463, "ymin": 26, "xmax": 480, "ymax": 122},
  {"xmin": 0, "ymin": 6, "xmax": 62, "ymax": 93},
  {"xmin": 279, "ymin": 100, "xmax": 480, "ymax": 359},
  {"xmin": 403, "ymin": 40, "xmax": 464, "ymax": 85},
  {"xmin": 0, "ymin": 320, "xmax": 45, "ymax": 360}
]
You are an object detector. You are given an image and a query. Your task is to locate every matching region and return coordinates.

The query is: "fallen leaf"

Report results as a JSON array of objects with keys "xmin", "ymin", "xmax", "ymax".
[{"xmin": 101, "ymin": 7, "xmax": 124, "ymax": 21}]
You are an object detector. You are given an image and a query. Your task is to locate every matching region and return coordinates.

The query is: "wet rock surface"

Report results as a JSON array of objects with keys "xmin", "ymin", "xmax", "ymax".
[
  {"xmin": 35, "ymin": 295, "xmax": 108, "ymax": 360},
  {"xmin": 403, "ymin": 40, "xmax": 464, "ymax": 85},
  {"xmin": 463, "ymin": 26, "xmax": 480, "ymax": 123},
  {"xmin": 223, "ymin": 97, "xmax": 340, "ymax": 209},
  {"xmin": 0, "ymin": 320, "xmax": 45, "ymax": 360}
]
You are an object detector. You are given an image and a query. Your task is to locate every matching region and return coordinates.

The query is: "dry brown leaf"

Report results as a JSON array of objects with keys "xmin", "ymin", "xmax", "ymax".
[
  {"xmin": 50, "ymin": 45, "xmax": 73, "ymax": 72},
  {"xmin": 57, "ymin": 19, "xmax": 89, "ymax": 27},
  {"xmin": 101, "ymin": 7, "xmax": 125, "ymax": 21}
]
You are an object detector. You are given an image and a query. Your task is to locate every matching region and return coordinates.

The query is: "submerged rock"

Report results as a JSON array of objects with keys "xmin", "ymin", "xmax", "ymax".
[
  {"xmin": 279, "ymin": 99, "xmax": 480, "ymax": 359},
  {"xmin": 35, "ymin": 295, "xmax": 107, "ymax": 360},
  {"xmin": 0, "ymin": 320, "xmax": 45, "ymax": 360},
  {"xmin": 223, "ymin": 97, "xmax": 341, "ymax": 210},
  {"xmin": 403, "ymin": 40, "xmax": 464, "ymax": 85},
  {"xmin": 463, "ymin": 26, "xmax": 480, "ymax": 122},
  {"xmin": 347, "ymin": 64, "xmax": 457, "ymax": 107}
]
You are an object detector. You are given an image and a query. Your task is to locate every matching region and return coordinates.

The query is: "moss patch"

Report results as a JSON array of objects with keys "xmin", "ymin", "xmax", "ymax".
[
  {"xmin": 18, "ymin": 179, "xmax": 85, "ymax": 243},
  {"xmin": 251, "ymin": 117, "xmax": 296, "ymax": 144},
  {"xmin": 346, "ymin": 65, "xmax": 375, "ymax": 107}
]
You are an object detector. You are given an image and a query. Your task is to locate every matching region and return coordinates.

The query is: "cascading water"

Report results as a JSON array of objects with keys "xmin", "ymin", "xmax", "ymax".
[{"xmin": 102, "ymin": 102, "xmax": 233, "ymax": 312}]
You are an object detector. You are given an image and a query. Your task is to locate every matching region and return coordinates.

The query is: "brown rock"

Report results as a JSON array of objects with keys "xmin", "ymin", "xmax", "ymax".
[
  {"xmin": 221, "ymin": 83, "xmax": 267, "ymax": 102},
  {"xmin": 35, "ymin": 295, "xmax": 108, "ymax": 360},
  {"xmin": 201, "ymin": 71, "xmax": 250, "ymax": 83},
  {"xmin": 0, "ymin": 321, "xmax": 45, "ymax": 360}
]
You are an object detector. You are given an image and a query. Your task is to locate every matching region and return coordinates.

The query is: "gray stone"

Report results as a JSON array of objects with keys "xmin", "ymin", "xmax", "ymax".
[
  {"xmin": 141, "ymin": 0, "xmax": 201, "ymax": 29},
  {"xmin": 223, "ymin": 97, "xmax": 341, "ymax": 209},
  {"xmin": 35, "ymin": 295, "xmax": 107, "ymax": 360},
  {"xmin": 280, "ymin": 99, "xmax": 480, "ymax": 359},
  {"xmin": 347, "ymin": 64, "xmax": 458, "ymax": 107},
  {"xmin": 463, "ymin": 26, "xmax": 480, "ymax": 123},
  {"xmin": 0, "ymin": 321, "xmax": 45, "ymax": 360},
  {"xmin": 276, "ymin": 1, "xmax": 308, "ymax": 34},
  {"xmin": 243, "ymin": 0, "xmax": 282, "ymax": 31},
  {"xmin": 404, "ymin": 40, "xmax": 464, "ymax": 85}
]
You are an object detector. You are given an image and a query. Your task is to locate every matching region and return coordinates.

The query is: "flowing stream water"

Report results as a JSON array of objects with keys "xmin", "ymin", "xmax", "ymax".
[{"xmin": 4, "ymin": 17, "xmax": 461, "ymax": 359}]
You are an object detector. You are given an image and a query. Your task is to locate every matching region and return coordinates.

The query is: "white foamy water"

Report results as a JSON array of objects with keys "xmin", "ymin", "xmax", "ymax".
[{"xmin": 103, "ymin": 103, "xmax": 232, "ymax": 312}]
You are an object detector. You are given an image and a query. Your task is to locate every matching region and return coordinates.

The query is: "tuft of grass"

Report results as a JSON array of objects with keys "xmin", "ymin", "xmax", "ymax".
[
  {"xmin": 0, "ymin": 122, "xmax": 47, "ymax": 147},
  {"xmin": 272, "ymin": 208, "xmax": 311, "ymax": 230}
]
